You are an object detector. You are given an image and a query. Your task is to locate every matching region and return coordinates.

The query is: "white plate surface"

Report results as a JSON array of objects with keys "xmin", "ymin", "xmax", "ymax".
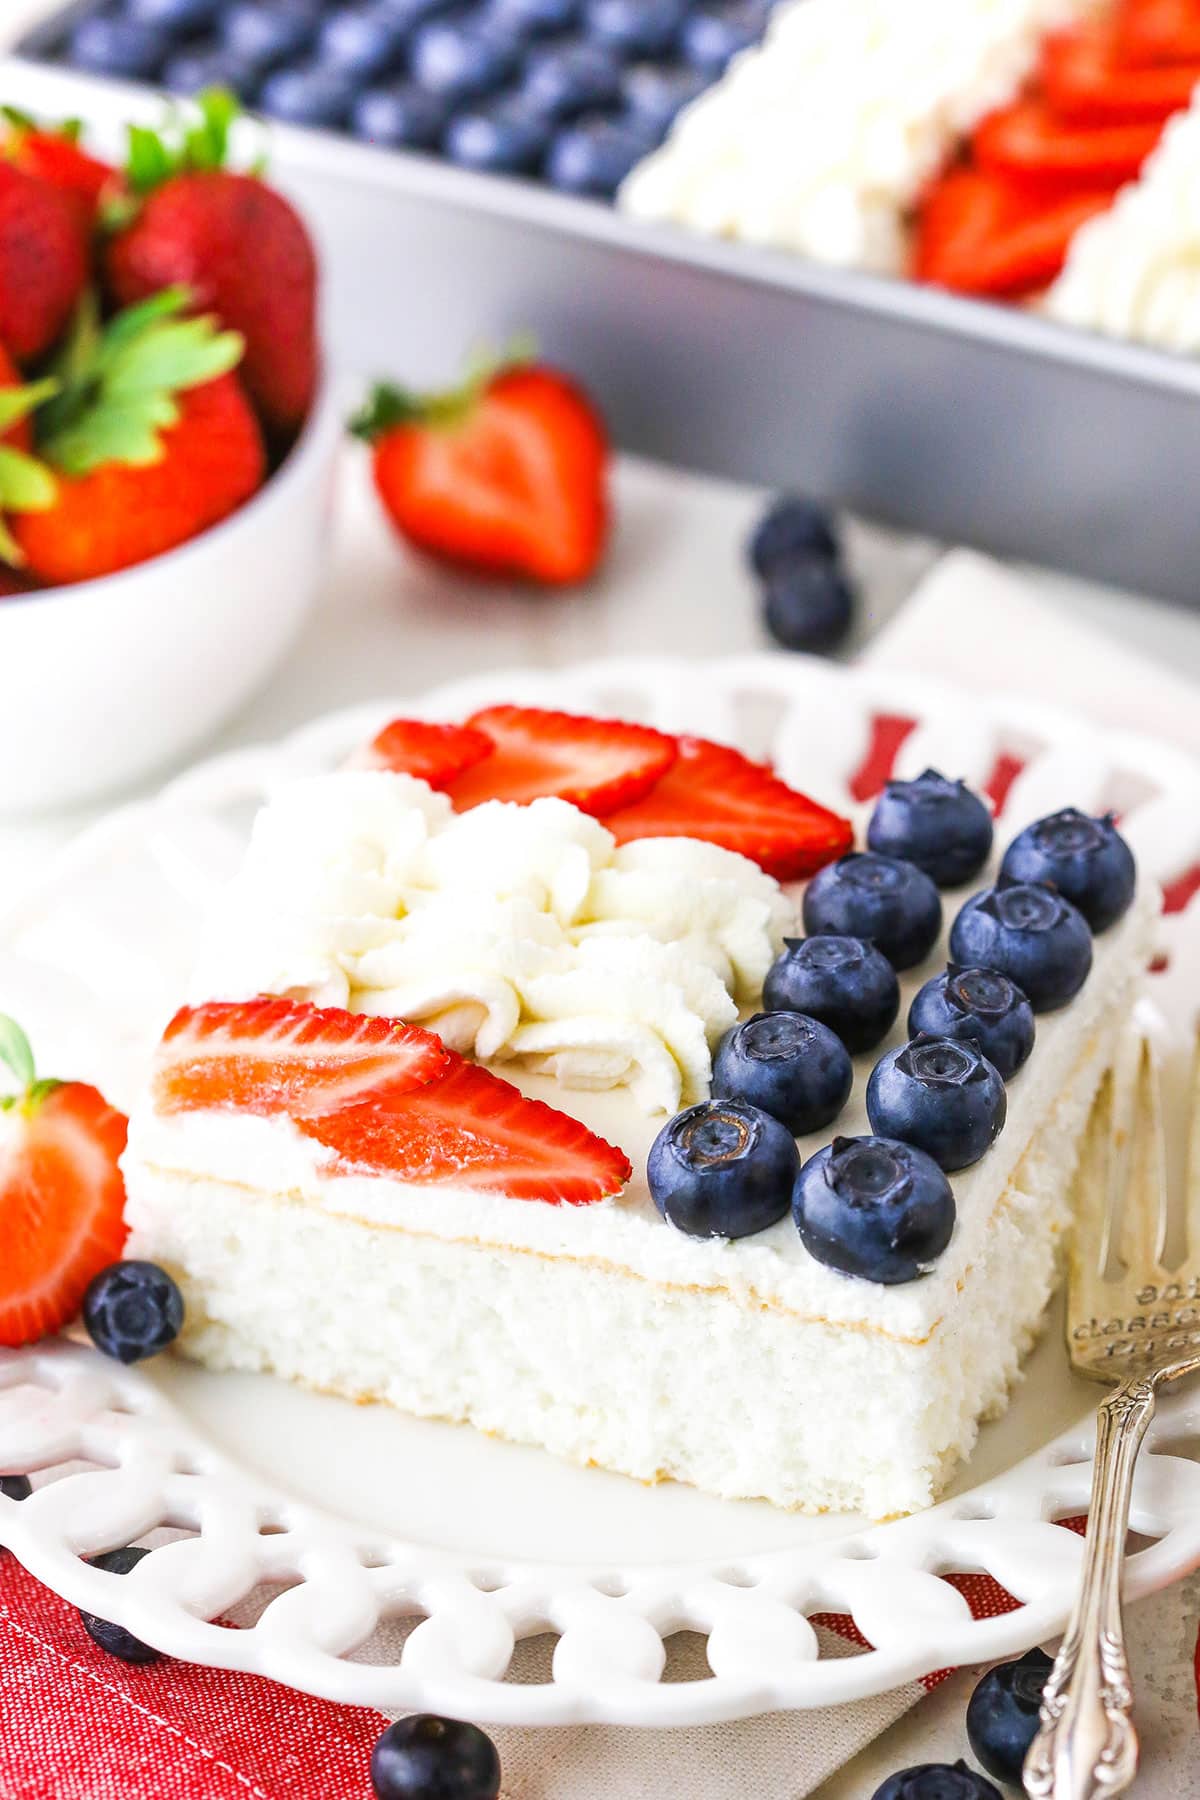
[{"xmin": 3, "ymin": 652, "xmax": 1200, "ymax": 1726}]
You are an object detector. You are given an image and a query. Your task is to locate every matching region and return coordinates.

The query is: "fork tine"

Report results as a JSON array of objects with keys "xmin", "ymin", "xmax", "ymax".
[
  {"xmin": 1183, "ymin": 1022, "xmax": 1200, "ymax": 1269},
  {"xmin": 1069, "ymin": 1068, "xmax": 1116, "ymax": 1323},
  {"xmin": 1117, "ymin": 1036, "xmax": 1170, "ymax": 1277}
]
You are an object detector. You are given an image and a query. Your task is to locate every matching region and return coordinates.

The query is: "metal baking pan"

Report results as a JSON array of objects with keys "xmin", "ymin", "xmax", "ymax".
[{"xmin": 7, "ymin": 47, "xmax": 1200, "ymax": 606}]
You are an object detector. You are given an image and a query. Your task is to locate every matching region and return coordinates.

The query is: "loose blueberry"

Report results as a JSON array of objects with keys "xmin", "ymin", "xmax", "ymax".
[
  {"xmin": 763, "ymin": 556, "xmax": 855, "ymax": 654},
  {"xmin": 83, "ymin": 1261, "xmax": 184, "ymax": 1365},
  {"xmin": 749, "ymin": 492, "xmax": 838, "ymax": 577},
  {"xmin": 0, "ymin": 1475, "xmax": 31, "ymax": 1503},
  {"xmin": 70, "ymin": 17, "xmax": 170, "ymax": 77},
  {"xmin": 793, "ymin": 1135, "xmax": 955, "ymax": 1285},
  {"xmin": 521, "ymin": 41, "xmax": 622, "ymax": 118},
  {"xmin": 486, "ymin": 0, "xmax": 580, "ymax": 33},
  {"xmin": 164, "ymin": 46, "xmax": 263, "ymax": 97},
  {"xmin": 803, "ymin": 853, "xmax": 943, "ymax": 972},
  {"xmin": 681, "ymin": 1, "xmax": 770, "ymax": 74},
  {"xmin": 79, "ymin": 1547, "xmax": 163, "ymax": 1665},
  {"xmin": 949, "ymin": 881, "xmax": 1092, "ymax": 1012},
  {"xmin": 371, "ymin": 1715, "xmax": 501, "ymax": 1800},
  {"xmin": 353, "ymin": 82, "xmax": 450, "ymax": 146},
  {"xmin": 649, "ymin": 1099, "xmax": 798, "ymax": 1239},
  {"xmin": 870, "ymin": 1762, "xmax": 1002, "ymax": 1800},
  {"xmin": 220, "ymin": 0, "xmax": 318, "ymax": 68},
  {"xmin": 621, "ymin": 61, "xmax": 708, "ymax": 133},
  {"xmin": 712, "ymin": 1011, "xmax": 852, "ymax": 1136},
  {"xmin": 584, "ymin": 0, "xmax": 687, "ymax": 56},
  {"xmin": 866, "ymin": 1036, "xmax": 1006, "ymax": 1172},
  {"xmin": 258, "ymin": 64, "xmax": 357, "ymax": 126},
  {"xmin": 764, "ymin": 935, "xmax": 900, "ymax": 1054},
  {"xmin": 317, "ymin": 6, "xmax": 407, "ymax": 76},
  {"xmin": 126, "ymin": 0, "xmax": 222, "ymax": 31},
  {"xmin": 867, "ymin": 769, "xmax": 994, "ymax": 889},
  {"xmin": 966, "ymin": 1648, "xmax": 1053, "ymax": 1786},
  {"xmin": 446, "ymin": 98, "xmax": 552, "ymax": 172},
  {"xmin": 546, "ymin": 115, "xmax": 659, "ymax": 195},
  {"xmin": 1000, "ymin": 807, "xmax": 1136, "ymax": 933},
  {"xmin": 908, "ymin": 965, "xmax": 1034, "ymax": 1081},
  {"xmin": 411, "ymin": 18, "xmax": 519, "ymax": 101}
]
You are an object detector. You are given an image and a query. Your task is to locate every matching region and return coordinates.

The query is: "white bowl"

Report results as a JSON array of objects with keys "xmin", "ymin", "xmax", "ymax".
[{"xmin": 0, "ymin": 373, "xmax": 343, "ymax": 815}]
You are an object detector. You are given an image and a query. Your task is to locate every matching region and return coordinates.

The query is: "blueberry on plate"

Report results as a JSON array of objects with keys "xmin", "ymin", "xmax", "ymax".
[
  {"xmin": 866, "ymin": 1035, "xmax": 1006, "ymax": 1172},
  {"xmin": 546, "ymin": 115, "xmax": 659, "ymax": 196},
  {"xmin": 317, "ymin": 6, "xmax": 408, "ymax": 77},
  {"xmin": 83, "ymin": 1261, "xmax": 184, "ymax": 1365},
  {"xmin": 258, "ymin": 64, "xmax": 358, "ymax": 126},
  {"xmin": 371, "ymin": 1714, "xmax": 501, "ymax": 1800},
  {"xmin": 949, "ymin": 880, "xmax": 1092, "ymax": 1012},
  {"xmin": 79, "ymin": 1547, "xmax": 163, "ymax": 1666},
  {"xmin": 966, "ymin": 1647, "xmax": 1052, "ymax": 1786},
  {"xmin": 220, "ymin": 0, "xmax": 318, "ymax": 68},
  {"xmin": 999, "ymin": 807, "xmax": 1135, "ymax": 933},
  {"xmin": 411, "ymin": 17, "xmax": 519, "ymax": 101},
  {"xmin": 69, "ymin": 17, "xmax": 169, "ymax": 77},
  {"xmin": 749, "ymin": 492, "xmax": 838, "ymax": 578},
  {"xmin": 908, "ymin": 965, "xmax": 1034, "ymax": 1081},
  {"xmin": 584, "ymin": 0, "xmax": 687, "ymax": 57},
  {"xmin": 0, "ymin": 1475, "xmax": 31, "ymax": 1503},
  {"xmin": 870, "ymin": 1761, "xmax": 1001, "ymax": 1800},
  {"xmin": 764, "ymin": 934, "xmax": 900, "ymax": 1054},
  {"xmin": 681, "ymin": 0, "xmax": 770, "ymax": 74},
  {"xmin": 712, "ymin": 1011, "xmax": 852, "ymax": 1136},
  {"xmin": 649, "ymin": 1099, "xmax": 798, "ymax": 1239},
  {"xmin": 521, "ymin": 41, "xmax": 623, "ymax": 119},
  {"xmin": 763, "ymin": 557, "xmax": 855, "ymax": 654},
  {"xmin": 126, "ymin": 0, "xmax": 222, "ymax": 31},
  {"xmin": 621, "ymin": 61, "xmax": 708, "ymax": 133},
  {"xmin": 164, "ymin": 46, "xmax": 263, "ymax": 98},
  {"xmin": 867, "ymin": 769, "xmax": 994, "ymax": 889},
  {"xmin": 793, "ymin": 1135, "xmax": 955, "ymax": 1285},
  {"xmin": 485, "ymin": 0, "xmax": 580, "ymax": 33},
  {"xmin": 803, "ymin": 853, "xmax": 942, "ymax": 972},
  {"xmin": 446, "ymin": 98, "xmax": 552, "ymax": 172},
  {"xmin": 353, "ymin": 82, "xmax": 450, "ymax": 147}
]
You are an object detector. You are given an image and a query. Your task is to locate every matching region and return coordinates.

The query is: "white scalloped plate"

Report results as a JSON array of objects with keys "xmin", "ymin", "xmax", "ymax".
[{"xmin": 4, "ymin": 652, "xmax": 1200, "ymax": 1728}]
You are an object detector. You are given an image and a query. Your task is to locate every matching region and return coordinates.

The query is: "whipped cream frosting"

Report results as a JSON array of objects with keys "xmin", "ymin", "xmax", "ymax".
[
  {"xmin": 191, "ymin": 772, "xmax": 793, "ymax": 1115},
  {"xmin": 619, "ymin": 0, "xmax": 1101, "ymax": 269},
  {"xmin": 1046, "ymin": 91, "xmax": 1200, "ymax": 355}
]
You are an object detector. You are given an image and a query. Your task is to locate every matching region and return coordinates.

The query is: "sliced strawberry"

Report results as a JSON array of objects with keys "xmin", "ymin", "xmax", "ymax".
[
  {"xmin": 445, "ymin": 705, "xmax": 677, "ymax": 814},
  {"xmin": 0, "ymin": 1017, "xmax": 128, "ymax": 1348},
  {"xmin": 154, "ymin": 998, "xmax": 451, "ymax": 1121},
  {"xmin": 973, "ymin": 98, "xmax": 1163, "ymax": 191},
  {"xmin": 1115, "ymin": 0, "xmax": 1200, "ymax": 66},
  {"xmin": 602, "ymin": 735, "xmax": 853, "ymax": 880},
  {"xmin": 913, "ymin": 167, "xmax": 1113, "ymax": 296},
  {"xmin": 359, "ymin": 718, "xmax": 495, "ymax": 787},
  {"xmin": 310, "ymin": 1054, "xmax": 631, "ymax": 1204},
  {"xmin": 1041, "ymin": 21, "xmax": 1200, "ymax": 123}
]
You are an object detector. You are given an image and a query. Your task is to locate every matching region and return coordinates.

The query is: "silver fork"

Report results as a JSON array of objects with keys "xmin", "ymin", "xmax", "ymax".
[{"xmin": 1024, "ymin": 1035, "xmax": 1200, "ymax": 1799}]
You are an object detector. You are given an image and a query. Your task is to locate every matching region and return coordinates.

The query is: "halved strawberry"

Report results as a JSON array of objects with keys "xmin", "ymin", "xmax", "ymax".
[
  {"xmin": 1041, "ymin": 21, "xmax": 1200, "ymax": 123},
  {"xmin": 0, "ymin": 1016, "xmax": 128, "ymax": 1347},
  {"xmin": 602, "ymin": 736, "xmax": 853, "ymax": 880},
  {"xmin": 311, "ymin": 1054, "xmax": 631, "ymax": 1204},
  {"xmin": 358, "ymin": 717, "xmax": 495, "ymax": 787},
  {"xmin": 913, "ymin": 166, "xmax": 1113, "ymax": 296},
  {"xmin": 153, "ymin": 998, "xmax": 451, "ymax": 1121},
  {"xmin": 973, "ymin": 98, "xmax": 1163, "ymax": 190},
  {"xmin": 445, "ymin": 705, "xmax": 677, "ymax": 814}
]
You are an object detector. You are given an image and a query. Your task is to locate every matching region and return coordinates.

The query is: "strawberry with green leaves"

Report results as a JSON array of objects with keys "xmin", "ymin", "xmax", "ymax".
[
  {"xmin": 0, "ymin": 106, "xmax": 116, "ymax": 233},
  {"xmin": 0, "ymin": 157, "xmax": 89, "ymax": 364},
  {"xmin": 104, "ymin": 89, "xmax": 318, "ymax": 440},
  {"xmin": 9, "ymin": 286, "xmax": 265, "ymax": 585}
]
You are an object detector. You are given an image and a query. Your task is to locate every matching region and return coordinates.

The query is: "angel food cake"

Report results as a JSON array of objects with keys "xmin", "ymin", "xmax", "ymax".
[{"xmin": 121, "ymin": 708, "xmax": 1157, "ymax": 1517}]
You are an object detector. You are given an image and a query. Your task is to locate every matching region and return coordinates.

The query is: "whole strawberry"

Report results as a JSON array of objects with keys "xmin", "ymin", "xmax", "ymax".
[
  {"xmin": 10, "ymin": 287, "xmax": 266, "ymax": 585},
  {"xmin": 352, "ymin": 351, "xmax": 609, "ymax": 585},
  {"xmin": 0, "ymin": 106, "xmax": 116, "ymax": 234},
  {"xmin": 104, "ymin": 90, "xmax": 318, "ymax": 439},
  {"xmin": 0, "ymin": 160, "xmax": 89, "ymax": 363}
]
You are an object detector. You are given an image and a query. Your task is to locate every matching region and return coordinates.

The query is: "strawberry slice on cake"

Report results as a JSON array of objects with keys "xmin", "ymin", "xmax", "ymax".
[{"xmin": 445, "ymin": 704, "xmax": 678, "ymax": 815}]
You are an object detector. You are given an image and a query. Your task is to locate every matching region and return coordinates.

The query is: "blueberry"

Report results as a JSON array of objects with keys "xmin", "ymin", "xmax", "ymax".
[
  {"xmin": 949, "ymin": 881, "xmax": 1092, "ymax": 1012},
  {"xmin": 764, "ymin": 935, "xmax": 899, "ymax": 1054},
  {"xmin": 164, "ymin": 46, "xmax": 263, "ymax": 97},
  {"xmin": 908, "ymin": 965, "xmax": 1034, "ymax": 1081},
  {"xmin": 621, "ymin": 61, "xmax": 707, "ymax": 133},
  {"xmin": 70, "ymin": 17, "xmax": 170, "ymax": 77},
  {"xmin": 546, "ymin": 115, "xmax": 658, "ymax": 195},
  {"xmin": 584, "ymin": 0, "xmax": 687, "ymax": 56},
  {"xmin": 317, "ymin": 6, "xmax": 407, "ymax": 76},
  {"xmin": 866, "ymin": 1036, "xmax": 1006, "ymax": 1172},
  {"xmin": 793, "ymin": 1135, "xmax": 955, "ymax": 1285},
  {"xmin": 1000, "ymin": 808, "xmax": 1135, "ymax": 933},
  {"xmin": 353, "ymin": 82, "xmax": 450, "ymax": 147},
  {"xmin": 867, "ymin": 769, "xmax": 994, "ymax": 889},
  {"xmin": 749, "ymin": 493, "xmax": 838, "ymax": 577},
  {"xmin": 521, "ymin": 41, "xmax": 622, "ymax": 118},
  {"xmin": 220, "ymin": 0, "xmax": 318, "ymax": 67},
  {"xmin": 126, "ymin": 0, "xmax": 222, "ymax": 31},
  {"xmin": 0, "ymin": 1475, "xmax": 31, "ymax": 1503},
  {"xmin": 83, "ymin": 1261, "xmax": 184, "ymax": 1365},
  {"xmin": 681, "ymin": 2, "xmax": 770, "ymax": 75},
  {"xmin": 486, "ymin": 0, "xmax": 580, "ymax": 34},
  {"xmin": 79, "ymin": 1547, "xmax": 163, "ymax": 1666},
  {"xmin": 649, "ymin": 1099, "xmax": 798, "ymax": 1239},
  {"xmin": 966, "ymin": 1648, "xmax": 1052, "ymax": 1786},
  {"xmin": 258, "ymin": 64, "xmax": 357, "ymax": 125},
  {"xmin": 446, "ymin": 98, "xmax": 551, "ymax": 172},
  {"xmin": 712, "ymin": 1011, "xmax": 852, "ymax": 1135},
  {"xmin": 763, "ymin": 557, "xmax": 855, "ymax": 654},
  {"xmin": 870, "ymin": 1762, "xmax": 1001, "ymax": 1800},
  {"xmin": 370, "ymin": 1714, "xmax": 500, "ymax": 1800},
  {"xmin": 411, "ymin": 18, "xmax": 519, "ymax": 101},
  {"xmin": 374, "ymin": 0, "xmax": 459, "ymax": 26},
  {"xmin": 803, "ymin": 853, "xmax": 942, "ymax": 972}
]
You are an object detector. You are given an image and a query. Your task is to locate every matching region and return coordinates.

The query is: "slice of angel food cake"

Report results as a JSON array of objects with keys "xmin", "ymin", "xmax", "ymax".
[{"xmin": 122, "ymin": 708, "xmax": 1159, "ymax": 1517}]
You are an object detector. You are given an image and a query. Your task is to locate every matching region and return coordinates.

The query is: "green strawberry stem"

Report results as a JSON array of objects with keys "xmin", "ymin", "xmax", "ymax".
[
  {"xmin": 349, "ymin": 335, "xmax": 538, "ymax": 441},
  {"xmin": 0, "ymin": 377, "xmax": 60, "ymax": 563},
  {"xmin": 122, "ymin": 87, "xmax": 252, "ymax": 199},
  {"xmin": 0, "ymin": 1015, "xmax": 60, "ymax": 1111}
]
